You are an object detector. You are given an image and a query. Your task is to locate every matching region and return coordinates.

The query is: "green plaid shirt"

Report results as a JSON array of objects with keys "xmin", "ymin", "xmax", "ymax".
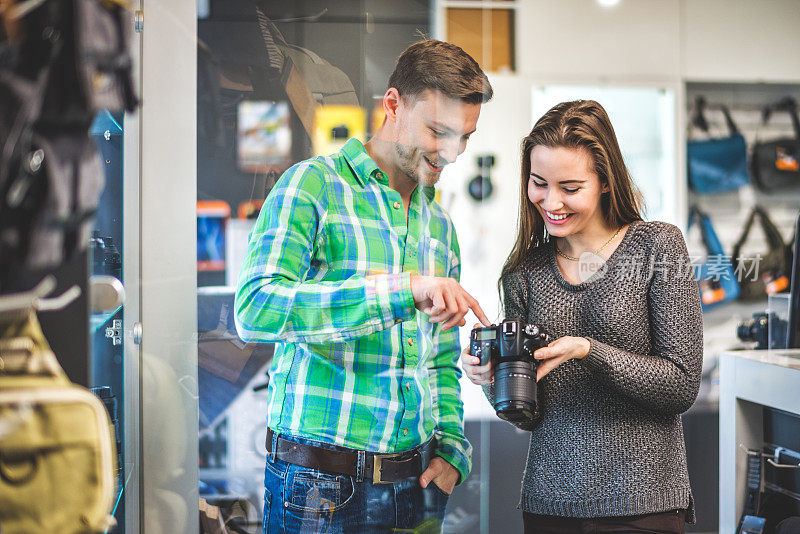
[{"xmin": 235, "ymin": 138, "xmax": 471, "ymax": 483}]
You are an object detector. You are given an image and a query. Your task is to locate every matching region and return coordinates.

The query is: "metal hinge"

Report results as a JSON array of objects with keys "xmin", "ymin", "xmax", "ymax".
[{"xmin": 134, "ymin": 10, "xmax": 143, "ymax": 33}]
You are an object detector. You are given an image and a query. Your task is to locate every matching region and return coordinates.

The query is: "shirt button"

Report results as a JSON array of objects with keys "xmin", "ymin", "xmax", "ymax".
[
  {"xmin": 405, "ymin": 382, "xmax": 411, "ymax": 391},
  {"xmin": 403, "ymin": 428, "xmax": 408, "ymax": 436},
  {"xmin": 407, "ymin": 338, "xmax": 414, "ymax": 346},
  {"xmin": 393, "ymin": 201, "xmax": 401, "ymax": 210}
]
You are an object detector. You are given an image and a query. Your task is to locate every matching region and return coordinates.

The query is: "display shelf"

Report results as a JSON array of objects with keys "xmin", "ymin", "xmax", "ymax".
[{"xmin": 719, "ymin": 350, "xmax": 800, "ymax": 531}]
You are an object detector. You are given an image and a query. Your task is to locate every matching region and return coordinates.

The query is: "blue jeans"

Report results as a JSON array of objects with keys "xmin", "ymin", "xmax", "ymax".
[{"xmin": 262, "ymin": 434, "xmax": 449, "ymax": 533}]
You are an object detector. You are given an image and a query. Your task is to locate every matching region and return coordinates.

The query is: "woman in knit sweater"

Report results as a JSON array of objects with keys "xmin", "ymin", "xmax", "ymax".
[{"xmin": 462, "ymin": 100, "xmax": 703, "ymax": 533}]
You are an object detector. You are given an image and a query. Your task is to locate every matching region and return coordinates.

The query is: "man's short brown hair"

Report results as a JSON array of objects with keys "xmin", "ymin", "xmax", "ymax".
[{"xmin": 388, "ymin": 39, "xmax": 493, "ymax": 104}]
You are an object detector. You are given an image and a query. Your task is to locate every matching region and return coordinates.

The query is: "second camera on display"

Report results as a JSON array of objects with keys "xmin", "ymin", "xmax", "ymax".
[{"xmin": 736, "ymin": 312, "xmax": 788, "ymax": 350}]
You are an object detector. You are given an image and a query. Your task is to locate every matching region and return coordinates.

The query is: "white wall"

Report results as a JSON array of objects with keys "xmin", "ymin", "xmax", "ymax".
[
  {"xmin": 511, "ymin": 0, "xmax": 800, "ymax": 83},
  {"xmin": 516, "ymin": 0, "xmax": 682, "ymax": 81},
  {"xmin": 682, "ymin": 0, "xmax": 800, "ymax": 82}
]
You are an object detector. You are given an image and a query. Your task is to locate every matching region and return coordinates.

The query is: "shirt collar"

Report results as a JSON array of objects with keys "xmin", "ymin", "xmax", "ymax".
[
  {"xmin": 340, "ymin": 138, "xmax": 437, "ymax": 202},
  {"xmin": 341, "ymin": 138, "xmax": 384, "ymax": 186}
]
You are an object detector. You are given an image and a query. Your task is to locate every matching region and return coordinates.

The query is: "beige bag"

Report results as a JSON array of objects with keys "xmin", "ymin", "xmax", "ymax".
[{"xmin": 0, "ymin": 308, "xmax": 117, "ymax": 534}]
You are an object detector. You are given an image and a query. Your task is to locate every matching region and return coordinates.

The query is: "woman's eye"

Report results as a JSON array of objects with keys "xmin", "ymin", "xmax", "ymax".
[
  {"xmin": 531, "ymin": 180, "xmax": 546, "ymax": 188},
  {"xmin": 564, "ymin": 187, "xmax": 579, "ymax": 194}
]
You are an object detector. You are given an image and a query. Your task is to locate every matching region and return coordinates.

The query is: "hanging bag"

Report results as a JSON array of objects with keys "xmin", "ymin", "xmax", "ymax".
[
  {"xmin": 732, "ymin": 206, "xmax": 793, "ymax": 301},
  {"xmin": 688, "ymin": 206, "xmax": 740, "ymax": 310},
  {"xmin": 751, "ymin": 97, "xmax": 800, "ymax": 191},
  {"xmin": 0, "ymin": 305, "xmax": 116, "ymax": 533},
  {"xmin": 687, "ymin": 96, "xmax": 750, "ymax": 194}
]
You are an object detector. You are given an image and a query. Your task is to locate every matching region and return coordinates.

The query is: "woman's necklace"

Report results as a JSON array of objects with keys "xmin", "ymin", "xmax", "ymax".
[{"xmin": 555, "ymin": 226, "xmax": 623, "ymax": 262}]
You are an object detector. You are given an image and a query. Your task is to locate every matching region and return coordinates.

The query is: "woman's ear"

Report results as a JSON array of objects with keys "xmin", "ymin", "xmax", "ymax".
[{"xmin": 601, "ymin": 181, "xmax": 611, "ymax": 194}]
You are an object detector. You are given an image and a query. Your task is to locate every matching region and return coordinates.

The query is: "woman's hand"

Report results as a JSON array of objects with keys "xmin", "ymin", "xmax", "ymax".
[
  {"xmin": 461, "ymin": 323, "xmax": 493, "ymax": 385},
  {"xmin": 533, "ymin": 336, "xmax": 591, "ymax": 381}
]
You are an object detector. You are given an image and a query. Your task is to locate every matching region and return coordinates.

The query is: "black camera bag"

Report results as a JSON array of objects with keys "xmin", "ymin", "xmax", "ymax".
[
  {"xmin": 732, "ymin": 206, "xmax": 793, "ymax": 301},
  {"xmin": 751, "ymin": 97, "xmax": 800, "ymax": 191},
  {"xmin": 0, "ymin": 0, "xmax": 136, "ymax": 289}
]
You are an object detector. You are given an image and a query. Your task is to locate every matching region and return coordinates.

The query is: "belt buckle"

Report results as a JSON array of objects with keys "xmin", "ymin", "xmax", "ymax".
[{"xmin": 372, "ymin": 452, "xmax": 395, "ymax": 484}]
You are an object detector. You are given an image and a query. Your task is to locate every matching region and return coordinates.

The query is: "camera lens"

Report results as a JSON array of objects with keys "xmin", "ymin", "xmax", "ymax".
[
  {"xmin": 494, "ymin": 361, "xmax": 538, "ymax": 430},
  {"xmin": 736, "ymin": 320, "xmax": 756, "ymax": 343}
]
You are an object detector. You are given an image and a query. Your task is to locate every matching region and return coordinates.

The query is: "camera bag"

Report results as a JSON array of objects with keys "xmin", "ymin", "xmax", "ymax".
[
  {"xmin": 0, "ymin": 308, "xmax": 116, "ymax": 533},
  {"xmin": 688, "ymin": 206, "xmax": 740, "ymax": 310},
  {"xmin": 0, "ymin": 0, "xmax": 136, "ymax": 289},
  {"xmin": 751, "ymin": 97, "xmax": 800, "ymax": 191},
  {"xmin": 732, "ymin": 206, "xmax": 793, "ymax": 301},
  {"xmin": 687, "ymin": 96, "xmax": 750, "ymax": 194}
]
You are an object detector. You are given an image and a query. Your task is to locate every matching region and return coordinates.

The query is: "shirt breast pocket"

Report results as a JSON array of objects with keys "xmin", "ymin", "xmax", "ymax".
[{"xmin": 417, "ymin": 236, "xmax": 452, "ymax": 278}]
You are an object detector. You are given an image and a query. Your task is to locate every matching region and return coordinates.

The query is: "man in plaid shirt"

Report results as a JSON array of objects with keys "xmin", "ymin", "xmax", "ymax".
[{"xmin": 235, "ymin": 39, "xmax": 492, "ymax": 533}]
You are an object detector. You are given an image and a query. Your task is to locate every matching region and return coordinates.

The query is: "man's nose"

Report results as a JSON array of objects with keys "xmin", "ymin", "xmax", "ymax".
[{"xmin": 438, "ymin": 139, "xmax": 460, "ymax": 165}]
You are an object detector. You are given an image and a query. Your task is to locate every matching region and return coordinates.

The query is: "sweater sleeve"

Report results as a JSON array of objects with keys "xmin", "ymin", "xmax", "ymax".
[{"xmin": 579, "ymin": 224, "xmax": 704, "ymax": 415}]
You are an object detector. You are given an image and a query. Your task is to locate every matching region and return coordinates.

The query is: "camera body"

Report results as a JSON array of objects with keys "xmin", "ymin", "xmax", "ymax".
[
  {"xmin": 470, "ymin": 320, "xmax": 551, "ymax": 430},
  {"xmin": 737, "ymin": 312, "xmax": 788, "ymax": 350}
]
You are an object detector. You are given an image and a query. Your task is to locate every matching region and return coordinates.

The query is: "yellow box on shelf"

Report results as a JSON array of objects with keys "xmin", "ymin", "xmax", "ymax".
[{"xmin": 313, "ymin": 105, "xmax": 366, "ymax": 156}]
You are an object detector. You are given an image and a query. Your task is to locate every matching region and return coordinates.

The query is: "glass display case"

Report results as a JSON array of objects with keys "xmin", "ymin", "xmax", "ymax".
[{"xmin": 89, "ymin": 110, "xmax": 129, "ymax": 531}]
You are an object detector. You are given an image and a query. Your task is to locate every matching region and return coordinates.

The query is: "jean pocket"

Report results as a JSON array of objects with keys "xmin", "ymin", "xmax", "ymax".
[
  {"xmin": 285, "ymin": 467, "xmax": 355, "ymax": 513},
  {"xmin": 429, "ymin": 480, "xmax": 451, "ymax": 498},
  {"xmin": 265, "ymin": 456, "xmax": 286, "ymax": 480}
]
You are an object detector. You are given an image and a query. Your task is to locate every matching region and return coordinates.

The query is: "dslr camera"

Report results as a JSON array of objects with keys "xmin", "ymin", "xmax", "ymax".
[
  {"xmin": 470, "ymin": 320, "xmax": 551, "ymax": 430},
  {"xmin": 736, "ymin": 311, "xmax": 788, "ymax": 350}
]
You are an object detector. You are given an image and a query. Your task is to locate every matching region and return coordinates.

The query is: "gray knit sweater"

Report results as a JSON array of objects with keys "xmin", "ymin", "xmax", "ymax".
[{"xmin": 485, "ymin": 220, "xmax": 703, "ymax": 523}]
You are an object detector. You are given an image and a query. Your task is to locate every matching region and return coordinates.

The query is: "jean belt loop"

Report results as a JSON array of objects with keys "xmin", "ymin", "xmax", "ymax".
[
  {"xmin": 270, "ymin": 430, "xmax": 279, "ymax": 462},
  {"xmin": 356, "ymin": 449, "xmax": 365, "ymax": 482}
]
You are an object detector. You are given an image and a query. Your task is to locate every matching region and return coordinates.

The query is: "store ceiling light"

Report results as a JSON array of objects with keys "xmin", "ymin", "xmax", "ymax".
[{"xmin": 597, "ymin": 0, "xmax": 621, "ymax": 7}]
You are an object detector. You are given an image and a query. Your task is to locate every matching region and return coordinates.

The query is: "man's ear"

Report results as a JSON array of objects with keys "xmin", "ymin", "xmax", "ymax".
[{"xmin": 383, "ymin": 88, "xmax": 402, "ymax": 122}]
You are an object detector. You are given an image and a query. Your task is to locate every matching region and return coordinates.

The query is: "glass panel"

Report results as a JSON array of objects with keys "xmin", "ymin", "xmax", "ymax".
[
  {"xmin": 89, "ymin": 109, "xmax": 132, "ymax": 532},
  {"xmin": 197, "ymin": 3, "xmax": 437, "ymax": 532}
]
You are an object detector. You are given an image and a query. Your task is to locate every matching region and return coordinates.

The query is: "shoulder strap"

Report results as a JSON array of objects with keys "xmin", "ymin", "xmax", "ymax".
[
  {"xmin": 689, "ymin": 96, "xmax": 709, "ymax": 133},
  {"xmin": 762, "ymin": 97, "xmax": 800, "ymax": 140},
  {"xmin": 688, "ymin": 205, "xmax": 720, "ymax": 255},
  {"xmin": 732, "ymin": 206, "xmax": 789, "ymax": 266},
  {"xmin": 720, "ymin": 105, "xmax": 740, "ymax": 136},
  {"xmin": 732, "ymin": 206, "xmax": 759, "ymax": 264},
  {"xmin": 754, "ymin": 206, "xmax": 789, "ymax": 252}
]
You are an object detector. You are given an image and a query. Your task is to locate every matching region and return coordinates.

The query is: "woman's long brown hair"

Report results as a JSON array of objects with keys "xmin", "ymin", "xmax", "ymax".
[{"xmin": 498, "ymin": 100, "xmax": 644, "ymax": 302}]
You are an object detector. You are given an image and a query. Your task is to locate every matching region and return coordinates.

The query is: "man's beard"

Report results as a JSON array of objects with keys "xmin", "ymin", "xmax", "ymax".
[{"xmin": 395, "ymin": 143, "xmax": 438, "ymax": 187}]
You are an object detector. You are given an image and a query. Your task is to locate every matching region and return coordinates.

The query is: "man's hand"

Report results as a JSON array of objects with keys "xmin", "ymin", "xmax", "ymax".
[
  {"xmin": 419, "ymin": 456, "xmax": 459, "ymax": 495},
  {"xmin": 410, "ymin": 274, "xmax": 490, "ymax": 330}
]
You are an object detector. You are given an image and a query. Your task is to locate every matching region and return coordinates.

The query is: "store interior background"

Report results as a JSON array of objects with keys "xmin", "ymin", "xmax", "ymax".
[
  {"xmin": 70, "ymin": 0, "xmax": 800, "ymax": 533},
  {"xmin": 189, "ymin": 1, "xmax": 800, "ymax": 533}
]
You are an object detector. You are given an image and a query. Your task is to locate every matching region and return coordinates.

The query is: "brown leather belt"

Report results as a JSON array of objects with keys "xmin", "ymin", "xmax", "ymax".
[{"xmin": 266, "ymin": 428, "xmax": 437, "ymax": 484}]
